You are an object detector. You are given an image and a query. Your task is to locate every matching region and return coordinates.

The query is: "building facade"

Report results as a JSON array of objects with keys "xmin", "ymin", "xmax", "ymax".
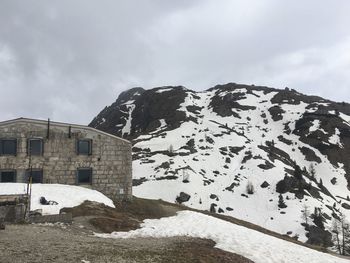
[{"xmin": 0, "ymin": 118, "xmax": 132, "ymax": 200}]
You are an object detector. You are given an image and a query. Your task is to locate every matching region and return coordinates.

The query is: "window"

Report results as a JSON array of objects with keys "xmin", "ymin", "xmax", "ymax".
[
  {"xmin": 26, "ymin": 169, "xmax": 43, "ymax": 183},
  {"xmin": 77, "ymin": 139, "xmax": 92, "ymax": 155},
  {"xmin": 0, "ymin": 139, "xmax": 17, "ymax": 155},
  {"xmin": 0, "ymin": 170, "xmax": 16, "ymax": 182},
  {"xmin": 77, "ymin": 168, "xmax": 92, "ymax": 184},
  {"xmin": 28, "ymin": 139, "xmax": 43, "ymax": 156}
]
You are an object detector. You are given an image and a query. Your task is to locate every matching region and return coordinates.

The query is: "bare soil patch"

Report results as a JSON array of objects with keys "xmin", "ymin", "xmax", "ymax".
[
  {"xmin": 60, "ymin": 197, "xmax": 185, "ymax": 233},
  {"xmin": 0, "ymin": 224, "xmax": 252, "ymax": 263}
]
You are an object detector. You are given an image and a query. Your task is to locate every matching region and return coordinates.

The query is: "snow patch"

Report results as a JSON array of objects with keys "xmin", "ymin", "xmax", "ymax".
[
  {"xmin": 155, "ymin": 88, "xmax": 173, "ymax": 93},
  {"xmin": 97, "ymin": 211, "xmax": 346, "ymax": 263},
  {"xmin": 309, "ymin": 120, "xmax": 320, "ymax": 133},
  {"xmin": 0, "ymin": 183, "xmax": 114, "ymax": 215},
  {"xmin": 329, "ymin": 128, "xmax": 343, "ymax": 148},
  {"xmin": 122, "ymin": 104, "xmax": 135, "ymax": 136}
]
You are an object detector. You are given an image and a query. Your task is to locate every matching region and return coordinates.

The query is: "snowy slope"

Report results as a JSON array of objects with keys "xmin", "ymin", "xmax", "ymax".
[
  {"xmin": 96, "ymin": 210, "xmax": 347, "ymax": 263},
  {"xmin": 0, "ymin": 183, "xmax": 114, "ymax": 214},
  {"xmin": 90, "ymin": 83, "xmax": 350, "ymax": 246}
]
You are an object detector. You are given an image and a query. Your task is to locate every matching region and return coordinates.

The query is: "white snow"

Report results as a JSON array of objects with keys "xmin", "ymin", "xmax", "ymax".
[
  {"xmin": 339, "ymin": 112, "xmax": 350, "ymax": 124},
  {"xmin": 329, "ymin": 128, "xmax": 343, "ymax": 147},
  {"xmin": 0, "ymin": 183, "xmax": 114, "ymax": 214},
  {"xmin": 316, "ymin": 102, "xmax": 330, "ymax": 107},
  {"xmin": 309, "ymin": 120, "xmax": 320, "ymax": 132},
  {"xmin": 155, "ymin": 88, "xmax": 173, "ymax": 93},
  {"xmin": 122, "ymin": 103, "xmax": 135, "ymax": 136},
  {"xmin": 97, "ymin": 210, "xmax": 347, "ymax": 263},
  {"xmin": 308, "ymin": 119, "xmax": 328, "ymax": 134}
]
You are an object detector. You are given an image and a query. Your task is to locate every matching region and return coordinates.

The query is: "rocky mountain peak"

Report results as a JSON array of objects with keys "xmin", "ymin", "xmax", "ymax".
[{"xmin": 90, "ymin": 83, "xmax": 350, "ymax": 247}]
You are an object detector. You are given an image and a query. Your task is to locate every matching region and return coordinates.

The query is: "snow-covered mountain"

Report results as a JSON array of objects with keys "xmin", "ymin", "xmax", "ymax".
[{"xmin": 90, "ymin": 83, "xmax": 350, "ymax": 247}]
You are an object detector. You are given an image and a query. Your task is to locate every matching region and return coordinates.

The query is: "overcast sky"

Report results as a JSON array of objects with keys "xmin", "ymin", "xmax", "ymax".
[{"xmin": 0, "ymin": 1, "xmax": 349, "ymax": 124}]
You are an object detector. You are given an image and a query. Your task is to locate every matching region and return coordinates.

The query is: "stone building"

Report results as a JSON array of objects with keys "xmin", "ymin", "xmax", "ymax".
[{"xmin": 0, "ymin": 118, "xmax": 132, "ymax": 200}]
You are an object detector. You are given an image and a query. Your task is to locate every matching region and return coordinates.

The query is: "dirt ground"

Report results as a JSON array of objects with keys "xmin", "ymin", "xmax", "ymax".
[
  {"xmin": 2, "ymin": 196, "xmax": 345, "ymax": 262},
  {"xmin": 0, "ymin": 223, "xmax": 253, "ymax": 263}
]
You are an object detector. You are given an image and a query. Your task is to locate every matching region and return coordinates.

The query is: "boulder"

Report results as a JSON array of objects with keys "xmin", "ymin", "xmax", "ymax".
[
  {"xmin": 176, "ymin": 192, "xmax": 191, "ymax": 204},
  {"xmin": 260, "ymin": 181, "xmax": 270, "ymax": 188}
]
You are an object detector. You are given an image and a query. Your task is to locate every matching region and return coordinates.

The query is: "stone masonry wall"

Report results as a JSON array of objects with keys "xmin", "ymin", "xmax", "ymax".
[{"xmin": 0, "ymin": 121, "xmax": 132, "ymax": 200}]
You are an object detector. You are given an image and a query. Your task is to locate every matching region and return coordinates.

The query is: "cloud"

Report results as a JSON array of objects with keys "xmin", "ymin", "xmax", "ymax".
[{"xmin": 0, "ymin": 0, "xmax": 349, "ymax": 124}]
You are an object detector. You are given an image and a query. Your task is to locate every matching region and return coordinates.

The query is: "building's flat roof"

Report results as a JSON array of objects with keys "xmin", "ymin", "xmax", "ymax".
[{"xmin": 0, "ymin": 117, "xmax": 130, "ymax": 144}]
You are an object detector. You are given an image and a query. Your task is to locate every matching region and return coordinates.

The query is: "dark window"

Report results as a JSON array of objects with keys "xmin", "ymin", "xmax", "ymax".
[
  {"xmin": 26, "ymin": 169, "xmax": 43, "ymax": 183},
  {"xmin": 77, "ymin": 139, "xmax": 92, "ymax": 155},
  {"xmin": 28, "ymin": 139, "xmax": 43, "ymax": 156},
  {"xmin": 0, "ymin": 170, "xmax": 16, "ymax": 182},
  {"xmin": 77, "ymin": 168, "xmax": 92, "ymax": 184},
  {"xmin": 0, "ymin": 139, "xmax": 17, "ymax": 155}
]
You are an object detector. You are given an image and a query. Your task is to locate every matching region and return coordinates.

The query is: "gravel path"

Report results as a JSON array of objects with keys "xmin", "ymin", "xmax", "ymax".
[{"xmin": 0, "ymin": 223, "xmax": 253, "ymax": 263}]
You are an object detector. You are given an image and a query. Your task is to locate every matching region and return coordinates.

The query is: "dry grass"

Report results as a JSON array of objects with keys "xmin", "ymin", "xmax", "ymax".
[{"xmin": 60, "ymin": 197, "xmax": 184, "ymax": 233}]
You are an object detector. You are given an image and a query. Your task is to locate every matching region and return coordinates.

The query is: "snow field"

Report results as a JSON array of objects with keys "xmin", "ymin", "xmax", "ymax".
[
  {"xmin": 96, "ymin": 210, "xmax": 348, "ymax": 263},
  {"xmin": 0, "ymin": 183, "xmax": 114, "ymax": 214}
]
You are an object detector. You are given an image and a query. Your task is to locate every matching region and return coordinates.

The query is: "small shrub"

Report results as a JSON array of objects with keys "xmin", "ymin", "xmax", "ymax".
[
  {"xmin": 319, "ymin": 178, "xmax": 323, "ymax": 187},
  {"xmin": 246, "ymin": 181, "xmax": 255, "ymax": 194},
  {"xmin": 278, "ymin": 194, "xmax": 287, "ymax": 208},
  {"xmin": 182, "ymin": 171, "xmax": 189, "ymax": 183},
  {"xmin": 292, "ymin": 234, "xmax": 299, "ymax": 240},
  {"xmin": 309, "ymin": 164, "xmax": 316, "ymax": 180},
  {"xmin": 312, "ymin": 207, "xmax": 324, "ymax": 229},
  {"xmin": 294, "ymin": 165, "xmax": 303, "ymax": 180}
]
